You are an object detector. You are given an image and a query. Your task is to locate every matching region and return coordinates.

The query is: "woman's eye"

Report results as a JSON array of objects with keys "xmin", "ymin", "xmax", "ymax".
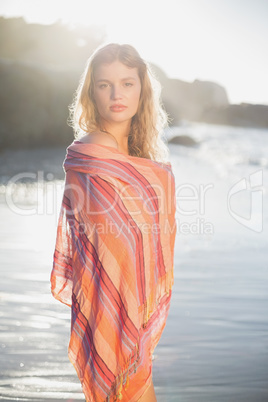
[
  {"xmin": 125, "ymin": 82, "xmax": 133, "ymax": 87},
  {"xmin": 99, "ymin": 83, "xmax": 109, "ymax": 89}
]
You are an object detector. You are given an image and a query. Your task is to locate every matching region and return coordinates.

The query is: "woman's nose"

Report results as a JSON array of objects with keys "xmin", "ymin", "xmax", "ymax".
[{"xmin": 111, "ymin": 85, "xmax": 123, "ymax": 100}]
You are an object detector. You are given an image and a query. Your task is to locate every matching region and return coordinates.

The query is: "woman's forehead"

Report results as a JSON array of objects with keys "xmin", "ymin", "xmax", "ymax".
[{"xmin": 94, "ymin": 61, "xmax": 139, "ymax": 81}]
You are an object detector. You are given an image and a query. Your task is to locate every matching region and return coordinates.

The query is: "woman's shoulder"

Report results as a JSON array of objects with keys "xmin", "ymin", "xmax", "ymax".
[{"xmin": 79, "ymin": 131, "xmax": 118, "ymax": 149}]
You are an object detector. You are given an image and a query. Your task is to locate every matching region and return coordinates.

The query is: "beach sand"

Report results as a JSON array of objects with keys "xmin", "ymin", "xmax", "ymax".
[{"xmin": 0, "ymin": 144, "xmax": 268, "ymax": 401}]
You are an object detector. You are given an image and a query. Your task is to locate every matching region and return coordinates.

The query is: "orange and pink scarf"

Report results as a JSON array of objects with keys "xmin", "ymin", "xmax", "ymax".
[{"xmin": 51, "ymin": 142, "xmax": 176, "ymax": 401}]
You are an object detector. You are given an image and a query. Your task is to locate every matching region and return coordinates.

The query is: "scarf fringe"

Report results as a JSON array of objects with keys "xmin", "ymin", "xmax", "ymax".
[
  {"xmin": 142, "ymin": 269, "xmax": 174, "ymax": 328},
  {"xmin": 107, "ymin": 338, "xmax": 140, "ymax": 401}
]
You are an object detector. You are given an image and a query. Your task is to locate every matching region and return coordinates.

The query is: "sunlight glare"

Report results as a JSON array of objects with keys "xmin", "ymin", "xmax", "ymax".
[{"xmin": 0, "ymin": 0, "xmax": 267, "ymax": 104}]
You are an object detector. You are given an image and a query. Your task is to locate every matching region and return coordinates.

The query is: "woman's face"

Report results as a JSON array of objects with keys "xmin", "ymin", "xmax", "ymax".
[{"xmin": 93, "ymin": 60, "xmax": 141, "ymax": 129}]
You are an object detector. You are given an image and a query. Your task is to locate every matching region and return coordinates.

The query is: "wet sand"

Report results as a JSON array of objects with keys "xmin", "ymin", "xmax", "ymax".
[{"xmin": 1, "ymin": 146, "xmax": 268, "ymax": 401}]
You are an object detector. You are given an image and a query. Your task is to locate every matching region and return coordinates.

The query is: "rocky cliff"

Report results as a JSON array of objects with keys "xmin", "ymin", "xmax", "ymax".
[{"xmin": 152, "ymin": 64, "xmax": 268, "ymax": 128}]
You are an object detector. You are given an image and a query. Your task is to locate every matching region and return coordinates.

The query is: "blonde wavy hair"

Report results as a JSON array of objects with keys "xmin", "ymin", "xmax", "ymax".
[{"xmin": 69, "ymin": 43, "xmax": 170, "ymax": 162}]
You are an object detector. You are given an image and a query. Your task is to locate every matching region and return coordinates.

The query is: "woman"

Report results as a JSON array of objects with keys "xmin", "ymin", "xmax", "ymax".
[{"xmin": 51, "ymin": 43, "xmax": 176, "ymax": 401}]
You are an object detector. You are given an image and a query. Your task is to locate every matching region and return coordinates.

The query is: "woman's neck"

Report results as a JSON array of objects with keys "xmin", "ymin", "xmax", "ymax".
[{"xmin": 100, "ymin": 121, "xmax": 130, "ymax": 155}]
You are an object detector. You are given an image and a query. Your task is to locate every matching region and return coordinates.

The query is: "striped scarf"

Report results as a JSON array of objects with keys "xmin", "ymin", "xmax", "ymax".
[{"xmin": 51, "ymin": 141, "xmax": 176, "ymax": 401}]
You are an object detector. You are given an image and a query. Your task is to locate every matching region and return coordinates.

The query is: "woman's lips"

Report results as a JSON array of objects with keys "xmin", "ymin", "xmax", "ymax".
[{"xmin": 110, "ymin": 104, "xmax": 127, "ymax": 112}]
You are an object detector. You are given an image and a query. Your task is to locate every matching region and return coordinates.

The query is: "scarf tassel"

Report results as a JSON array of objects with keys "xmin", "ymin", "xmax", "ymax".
[{"xmin": 107, "ymin": 338, "xmax": 140, "ymax": 401}]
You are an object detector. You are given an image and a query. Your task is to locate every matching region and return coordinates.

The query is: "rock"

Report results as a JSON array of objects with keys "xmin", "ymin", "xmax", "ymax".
[
  {"xmin": 200, "ymin": 103, "xmax": 268, "ymax": 128},
  {"xmin": 151, "ymin": 64, "xmax": 229, "ymax": 124},
  {"xmin": 0, "ymin": 58, "xmax": 76, "ymax": 149},
  {"xmin": 168, "ymin": 135, "xmax": 198, "ymax": 147},
  {"xmin": 152, "ymin": 63, "xmax": 268, "ymax": 128}
]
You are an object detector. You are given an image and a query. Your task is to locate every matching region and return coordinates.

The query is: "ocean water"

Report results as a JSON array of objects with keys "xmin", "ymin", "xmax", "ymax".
[
  {"xmin": 0, "ymin": 123, "xmax": 268, "ymax": 401},
  {"xmin": 168, "ymin": 124, "xmax": 267, "ymax": 243}
]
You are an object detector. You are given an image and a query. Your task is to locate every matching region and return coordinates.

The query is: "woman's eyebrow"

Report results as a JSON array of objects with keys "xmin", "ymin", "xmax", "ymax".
[{"xmin": 96, "ymin": 76, "xmax": 138, "ymax": 83}]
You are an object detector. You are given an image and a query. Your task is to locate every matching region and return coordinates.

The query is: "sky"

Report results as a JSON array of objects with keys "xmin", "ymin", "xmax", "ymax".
[{"xmin": 0, "ymin": 0, "xmax": 267, "ymax": 105}]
